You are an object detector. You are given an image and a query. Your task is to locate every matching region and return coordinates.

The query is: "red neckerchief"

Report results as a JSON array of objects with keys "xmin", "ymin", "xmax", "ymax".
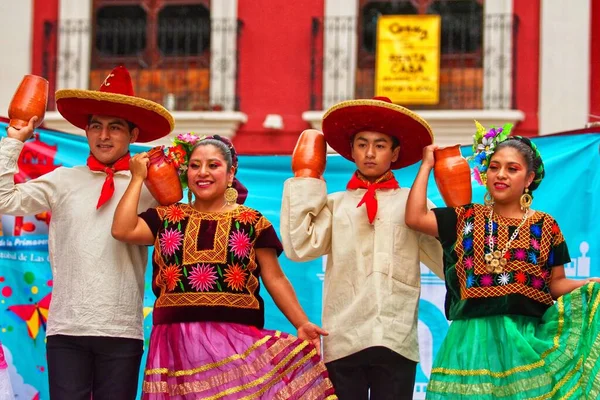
[
  {"xmin": 86, "ymin": 153, "xmax": 131, "ymax": 209},
  {"xmin": 346, "ymin": 170, "xmax": 399, "ymax": 224}
]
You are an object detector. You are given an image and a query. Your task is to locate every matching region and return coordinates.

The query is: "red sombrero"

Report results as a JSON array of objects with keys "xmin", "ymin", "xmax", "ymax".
[
  {"xmin": 322, "ymin": 97, "xmax": 433, "ymax": 169},
  {"xmin": 55, "ymin": 66, "xmax": 174, "ymax": 142}
]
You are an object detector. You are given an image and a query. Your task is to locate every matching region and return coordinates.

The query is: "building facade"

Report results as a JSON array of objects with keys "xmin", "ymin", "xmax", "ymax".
[{"xmin": 0, "ymin": 0, "xmax": 598, "ymax": 153}]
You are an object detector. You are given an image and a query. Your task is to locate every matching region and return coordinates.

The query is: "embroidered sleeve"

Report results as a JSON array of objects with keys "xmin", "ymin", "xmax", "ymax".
[
  {"xmin": 138, "ymin": 207, "xmax": 161, "ymax": 238},
  {"xmin": 254, "ymin": 216, "xmax": 283, "ymax": 256},
  {"xmin": 547, "ymin": 218, "xmax": 571, "ymax": 267},
  {"xmin": 432, "ymin": 206, "xmax": 460, "ymax": 247}
]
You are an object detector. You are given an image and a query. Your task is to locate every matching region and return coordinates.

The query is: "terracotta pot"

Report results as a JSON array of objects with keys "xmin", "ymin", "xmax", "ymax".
[
  {"xmin": 144, "ymin": 147, "xmax": 183, "ymax": 205},
  {"xmin": 8, "ymin": 75, "xmax": 49, "ymax": 129},
  {"xmin": 292, "ymin": 129, "xmax": 327, "ymax": 178},
  {"xmin": 433, "ymin": 145, "xmax": 472, "ymax": 207}
]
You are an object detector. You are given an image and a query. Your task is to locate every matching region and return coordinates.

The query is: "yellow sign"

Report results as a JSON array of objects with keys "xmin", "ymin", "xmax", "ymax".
[{"xmin": 375, "ymin": 15, "xmax": 441, "ymax": 104}]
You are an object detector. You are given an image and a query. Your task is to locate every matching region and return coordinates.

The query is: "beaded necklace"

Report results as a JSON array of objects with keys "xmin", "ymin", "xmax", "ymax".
[{"xmin": 484, "ymin": 207, "xmax": 529, "ymax": 273}]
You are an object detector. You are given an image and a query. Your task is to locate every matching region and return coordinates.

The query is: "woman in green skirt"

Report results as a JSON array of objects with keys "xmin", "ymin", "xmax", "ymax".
[{"xmin": 405, "ymin": 123, "xmax": 600, "ymax": 399}]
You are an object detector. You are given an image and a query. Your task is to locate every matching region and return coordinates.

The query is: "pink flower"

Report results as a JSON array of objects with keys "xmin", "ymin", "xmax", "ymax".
[
  {"xmin": 464, "ymin": 256, "xmax": 474, "ymax": 269},
  {"xmin": 481, "ymin": 275, "xmax": 494, "ymax": 286},
  {"xmin": 514, "ymin": 248, "xmax": 527, "ymax": 261},
  {"xmin": 176, "ymin": 132, "xmax": 201, "ymax": 145},
  {"xmin": 188, "ymin": 264, "xmax": 218, "ymax": 292},
  {"xmin": 531, "ymin": 238, "xmax": 540, "ymax": 250},
  {"xmin": 531, "ymin": 276, "xmax": 544, "ymax": 289},
  {"xmin": 485, "ymin": 236, "xmax": 496, "ymax": 247},
  {"xmin": 473, "ymin": 168, "xmax": 483, "ymax": 185},
  {"xmin": 485, "ymin": 127, "xmax": 502, "ymax": 138},
  {"xmin": 160, "ymin": 228, "xmax": 183, "ymax": 256},
  {"xmin": 229, "ymin": 230, "xmax": 251, "ymax": 259}
]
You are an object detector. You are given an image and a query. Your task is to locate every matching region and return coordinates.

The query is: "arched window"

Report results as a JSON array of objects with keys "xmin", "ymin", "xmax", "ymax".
[
  {"xmin": 95, "ymin": 5, "xmax": 147, "ymax": 57},
  {"xmin": 157, "ymin": 4, "xmax": 211, "ymax": 57},
  {"xmin": 90, "ymin": 0, "xmax": 212, "ymax": 110}
]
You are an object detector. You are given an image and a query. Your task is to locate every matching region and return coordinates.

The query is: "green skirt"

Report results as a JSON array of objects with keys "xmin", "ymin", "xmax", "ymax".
[{"xmin": 426, "ymin": 283, "xmax": 600, "ymax": 399}]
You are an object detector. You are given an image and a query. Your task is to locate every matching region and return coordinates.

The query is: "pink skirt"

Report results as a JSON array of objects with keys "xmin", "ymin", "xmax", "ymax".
[
  {"xmin": 0, "ymin": 341, "xmax": 14, "ymax": 399},
  {"xmin": 142, "ymin": 322, "xmax": 337, "ymax": 399}
]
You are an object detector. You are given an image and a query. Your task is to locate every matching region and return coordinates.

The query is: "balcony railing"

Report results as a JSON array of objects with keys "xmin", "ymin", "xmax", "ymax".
[
  {"xmin": 41, "ymin": 17, "xmax": 242, "ymax": 111},
  {"xmin": 310, "ymin": 13, "xmax": 517, "ymax": 110}
]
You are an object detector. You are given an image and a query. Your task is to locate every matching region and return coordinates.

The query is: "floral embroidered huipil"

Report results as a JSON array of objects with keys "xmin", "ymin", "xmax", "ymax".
[
  {"xmin": 433, "ymin": 203, "xmax": 571, "ymax": 320},
  {"xmin": 140, "ymin": 203, "xmax": 283, "ymax": 328}
]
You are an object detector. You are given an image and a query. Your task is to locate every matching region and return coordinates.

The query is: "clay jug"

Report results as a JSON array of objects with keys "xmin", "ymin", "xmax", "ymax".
[
  {"xmin": 144, "ymin": 147, "xmax": 183, "ymax": 205},
  {"xmin": 8, "ymin": 75, "xmax": 49, "ymax": 129},
  {"xmin": 433, "ymin": 145, "xmax": 472, "ymax": 207},
  {"xmin": 292, "ymin": 129, "xmax": 327, "ymax": 178}
]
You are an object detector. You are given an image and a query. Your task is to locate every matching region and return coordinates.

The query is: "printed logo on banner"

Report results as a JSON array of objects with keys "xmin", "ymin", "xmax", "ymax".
[{"xmin": 565, "ymin": 242, "xmax": 591, "ymax": 278}]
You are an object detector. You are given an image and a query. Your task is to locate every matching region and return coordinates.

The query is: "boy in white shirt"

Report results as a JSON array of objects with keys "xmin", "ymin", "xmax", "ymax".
[
  {"xmin": 281, "ymin": 97, "xmax": 444, "ymax": 399},
  {"xmin": 0, "ymin": 66, "xmax": 173, "ymax": 399}
]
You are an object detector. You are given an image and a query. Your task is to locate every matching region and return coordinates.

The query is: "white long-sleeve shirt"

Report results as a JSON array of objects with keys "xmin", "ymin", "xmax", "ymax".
[
  {"xmin": 0, "ymin": 137, "xmax": 156, "ymax": 340},
  {"xmin": 280, "ymin": 177, "xmax": 444, "ymax": 363}
]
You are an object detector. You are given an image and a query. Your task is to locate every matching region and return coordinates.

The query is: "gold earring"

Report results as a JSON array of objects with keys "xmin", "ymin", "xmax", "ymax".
[
  {"xmin": 484, "ymin": 191, "xmax": 494, "ymax": 206},
  {"xmin": 520, "ymin": 188, "xmax": 532, "ymax": 212},
  {"xmin": 187, "ymin": 190, "xmax": 193, "ymax": 205},
  {"xmin": 224, "ymin": 183, "xmax": 238, "ymax": 206}
]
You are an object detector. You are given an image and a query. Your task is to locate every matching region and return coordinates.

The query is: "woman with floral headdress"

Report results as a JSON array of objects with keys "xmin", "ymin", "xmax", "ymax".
[
  {"xmin": 112, "ymin": 134, "xmax": 337, "ymax": 399},
  {"xmin": 405, "ymin": 123, "xmax": 600, "ymax": 399}
]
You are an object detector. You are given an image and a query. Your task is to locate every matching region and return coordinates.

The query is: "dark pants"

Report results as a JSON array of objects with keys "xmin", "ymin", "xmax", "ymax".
[
  {"xmin": 325, "ymin": 346, "xmax": 417, "ymax": 400},
  {"xmin": 46, "ymin": 335, "xmax": 143, "ymax": 400}
]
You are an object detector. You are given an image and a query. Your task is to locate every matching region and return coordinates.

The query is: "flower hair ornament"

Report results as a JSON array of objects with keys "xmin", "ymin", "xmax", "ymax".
[
  {"xmin": 165, "ymin": 132, "xmax": 248, "ymax": 204},
  {"xmin": 469, "ymin": 121, "xmax": 545, "ymax": 208},
  {"xmin": 469, "ymin": 120, "xmax": 513, "ymax": 186}
]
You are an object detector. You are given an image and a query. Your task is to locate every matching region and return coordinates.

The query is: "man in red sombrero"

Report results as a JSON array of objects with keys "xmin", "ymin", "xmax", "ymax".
[
  {"xmin": 0, "ymin": 66, "xmax": 173, "ymax": 399},
  {"xmin": 281, "ymin": 97, "xmax": 444, "ymax": 399}
]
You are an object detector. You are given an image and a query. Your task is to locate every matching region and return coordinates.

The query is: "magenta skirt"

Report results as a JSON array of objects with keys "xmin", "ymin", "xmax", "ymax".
[
  {"xmin": 0, "ymin": 341, "xmax": 14, "ymax": 399},
  {"xmin": 142, "ymin": 322, "xmax": 337, "ymax": 399}
]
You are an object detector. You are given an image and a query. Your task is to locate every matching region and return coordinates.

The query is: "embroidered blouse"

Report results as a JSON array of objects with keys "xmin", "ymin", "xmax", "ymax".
[
  {"xmin": 433, "ymin": 203, "xmax": 571, "ymax": 321},
  {"xmin": 139, "ymin": 203, "xmax": 283, "ymax": 328}
]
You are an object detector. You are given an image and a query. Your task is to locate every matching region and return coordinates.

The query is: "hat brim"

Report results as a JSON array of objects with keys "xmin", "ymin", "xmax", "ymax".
[
  {"xmin": 55, "ymin": 90, "xmax": 174, "ymax": 143},
  {"xmin": 322, "ymin": 99, "xmax": 433, "ymax": 169}
]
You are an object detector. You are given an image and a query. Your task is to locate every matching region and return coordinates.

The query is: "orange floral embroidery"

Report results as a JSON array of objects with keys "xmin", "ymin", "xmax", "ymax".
[
  {"xmin": 224, "ymin": 263, "xmax": 247, "ymax": 291},
  {"xmin": 165, "ymin": 205, "xmax": 185, "ymax": 224},
  {"xmin": 236, "ymin": 209, "xmax": 259, "ymax": 225},
  {"xmin": 162, "ymin": 264, "xmax": 182, "ymax": 291}
]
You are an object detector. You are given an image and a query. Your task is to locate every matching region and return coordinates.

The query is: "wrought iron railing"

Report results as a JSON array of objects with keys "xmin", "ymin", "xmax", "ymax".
[
  {"xmin": 310, "ymin": 13, "xmax": 517, "ymax": 110},
  {"xmin": 41, "ymin": 17, "xmax": 242, "ymax": 111}
]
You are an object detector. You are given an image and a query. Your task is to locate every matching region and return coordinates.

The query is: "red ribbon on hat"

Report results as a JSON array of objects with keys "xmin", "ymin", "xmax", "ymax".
[
  {"xmin": 346, "ymin": 170, "xmax": 399, "ymax": 224},
  {"xmin": 87, "ymin": 153, "xmax": 131, "ymax": 209}
]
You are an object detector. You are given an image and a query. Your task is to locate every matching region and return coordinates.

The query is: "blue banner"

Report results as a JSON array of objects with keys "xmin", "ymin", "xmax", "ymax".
[{"xmin": 0, "ymin": 122, "xmax": 598, "ymax": 399}]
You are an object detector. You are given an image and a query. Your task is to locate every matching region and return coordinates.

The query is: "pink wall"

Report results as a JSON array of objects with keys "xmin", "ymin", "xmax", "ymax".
[
  {"xmin": 590, "ymin": 0, "xmax": 600, "ymax": 122},
  {"xmin": 31, "ymin": 0, "xmax": 59, "ymax": 109},
  {"xmin": 234, "ymin": 0, "xmax": 324, "ymax": 154},
  {"xmin": 31, "ymin": 0, "xmax": 59, "ymax": 78}
]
